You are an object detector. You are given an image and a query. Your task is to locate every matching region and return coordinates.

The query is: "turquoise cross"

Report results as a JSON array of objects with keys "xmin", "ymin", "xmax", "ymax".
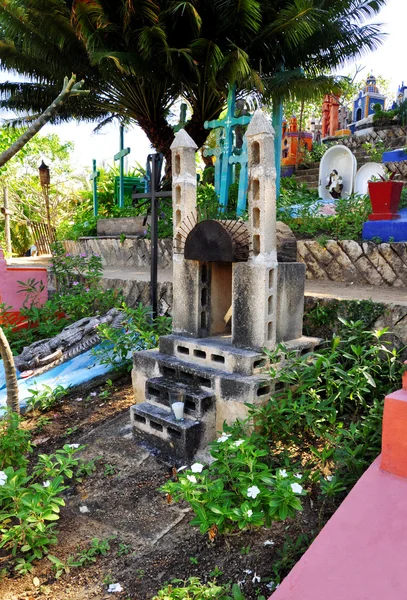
[
  {"xmin": 114, "ymin": 125, "xmax": 131, "ymax": 208},
  {"xmin": 229, "ymin": 140, "xmax": 249, "ymax": 217},
  {"xmin": 204, "ymin": 85, "xmax": 251, "ymax": 212},
  {"xmin": 90, "ymin": 159, "xmax": 100, "ymax": 216},
  {"xmin": 203, "ymin": 128, "xmax": 224, "ymax": 196}
]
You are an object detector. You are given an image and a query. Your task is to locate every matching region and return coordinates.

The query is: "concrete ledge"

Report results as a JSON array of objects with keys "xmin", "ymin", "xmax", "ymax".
[{"xmin": 272, "ymin": 456, "xmax": 407, "ymax": 600}]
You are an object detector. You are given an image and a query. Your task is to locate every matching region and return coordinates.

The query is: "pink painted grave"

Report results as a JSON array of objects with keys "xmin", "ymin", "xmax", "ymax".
[
  {"xmin": 0, "ymin": 248, "xmax": 48, "ymax": 329},
  {"xmin": 270, "ymin": 374, "xmax": 407, "ymax": 600}
]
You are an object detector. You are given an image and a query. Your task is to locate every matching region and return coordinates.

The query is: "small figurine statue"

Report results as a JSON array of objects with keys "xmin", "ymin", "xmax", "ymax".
[{"xmin": 325, "ymin": 169, "xmax": 343, "ymax": 199}]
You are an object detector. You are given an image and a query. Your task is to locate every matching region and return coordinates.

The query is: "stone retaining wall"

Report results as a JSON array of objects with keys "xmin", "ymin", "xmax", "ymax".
[
  {"xmin": 64, "ymin": 237, "xmax": 173, "ymax": 270},
  {"xmin": 297, "ymin": 240, "xmax": 407, "ymax": 287},
  {"xmin": 65, "ymin": 237, "xmax": 407, "ymax": 288}
]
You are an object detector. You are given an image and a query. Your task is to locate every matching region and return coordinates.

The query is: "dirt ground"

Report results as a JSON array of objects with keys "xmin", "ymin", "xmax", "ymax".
[{"xmin": 0, "ymin": 377, "xmax": 320, "ymax": 600}]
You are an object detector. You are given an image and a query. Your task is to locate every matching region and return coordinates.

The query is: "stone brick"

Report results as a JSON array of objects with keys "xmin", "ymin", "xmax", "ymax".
[
  {"xmin": 304, "ymin": 241, "xmax": 334, "ymax": 267},
  {"xmin": 354, "ymin": 255, "xmax": 383, "ymax": 285},
  {"xmin": 338, "ymin": 240, "xmax": 363, "ymax": 263},
  {"xmin": 297, "ymin": 243, "xmax": 329, "ymax": 280},
  {"xmin": 362, "ymin": 243, "xmax": 398, "ymax": 285}
]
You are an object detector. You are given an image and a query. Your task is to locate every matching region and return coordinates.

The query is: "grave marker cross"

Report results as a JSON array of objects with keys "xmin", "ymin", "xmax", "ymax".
[
  {"xmin": 114, "ymin": 125, "xmax": 131, "ymax": 208},
  {"xmin": 90, "ymin": 159, "xmax": 100, "ymax": 216},
  {"xmin": 203, "ymin": 128, "xmax": 224, "ymax": 196},
  {"xmin": 204, "ymin": 85, "xmax": 251, "ymax": 211},
  {"xmin": 132, "ymin": 153, "xmax": 172, "ymax": 318}
]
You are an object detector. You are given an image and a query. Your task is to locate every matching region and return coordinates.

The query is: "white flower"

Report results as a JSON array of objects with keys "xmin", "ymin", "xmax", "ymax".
[
  {"xmin": 217, "ymin": 433, "xmax": 231, "ymax": 443},
  {"xmin": 290, "ymin": 482, "xmax": 303, "ymax": 494},
  {"xmin": 79, "ymin": 505, "xmax": 90, "ymax": 513},
  {"xmin": 67, "ymin": 444, "xmax": 80, "ymax": 449},
  {"xmin": 243, "ymin": 569, "xmax": 253, "ymax": 575},
  {"xmin": 263, "ymin": 540, "xmax": 275, "ymax": 546},
  {"xmin": 252, "ymin": 573, "xmax": 261, "ymax": 584},
  {"xmin": 187, "ymin": 475, "xmax": 197, "ymax": 483},
  {"xmin": 247, "ymin": 485, "xmax": 260, "ymax": 499},
  {"xmin": 294, "ymin": 473, "xmax": 302, "ymax": 479},
  {"xmin": 42, "ymin": 480, "xmax": 50, "ymax": 488},
  {"xmin": 278, "ymin": 469, "xmax": 288, "ymax": 478},
  {"xmin": 177, "ymin": 465, "xmax": 187, "ymax": 472},
  {"xmin": 247, "ymin": 509, "xmax": 253, "ymax": 518},
  {"xmin": 191, "ymin": 463, "xmax": 204, "ymax": 473},
  {"xmin": 237, "ymin": 580, "xmax": 246, "ymax": 587},
  {"xmin": 266, "ymin": 582, "xmax": 275, "ymax": 591},
  {"xmin": 232, "ymin": 439, "xmax": 245, "ymax": 447},
  {"xmin": 0, "ymin": 471, "xmax": 7, "ymax": 486},
  {"xmin": 75, "ymin": 397, "xmax": 83, "ymax": 402},
  {"xmin": 107, "ymin": 583, "xmax": 123, "ymax": 593},
  {"xmin": 90, "ymin": 391, "xmax": 97, "ymax": 397},
  {"xmin": 326, "ymin": 475, "xmax": 333, "ymax": 481}
]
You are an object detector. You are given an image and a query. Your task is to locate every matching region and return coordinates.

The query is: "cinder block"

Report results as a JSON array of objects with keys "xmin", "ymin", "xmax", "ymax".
[{"xmin": 131, "ymin": 403, "xmax": 202, "ymax": 461}]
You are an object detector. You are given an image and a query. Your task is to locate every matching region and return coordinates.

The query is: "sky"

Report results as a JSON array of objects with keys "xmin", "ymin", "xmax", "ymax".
[{"xmin": 1, "ymin": 0, "xmax": 407, "ymax": 172}]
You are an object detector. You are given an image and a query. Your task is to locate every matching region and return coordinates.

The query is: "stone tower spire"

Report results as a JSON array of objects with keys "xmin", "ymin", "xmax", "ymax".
[{"xmin": 232, "ymin": 109, "xmax": 278, "ymax": 350}]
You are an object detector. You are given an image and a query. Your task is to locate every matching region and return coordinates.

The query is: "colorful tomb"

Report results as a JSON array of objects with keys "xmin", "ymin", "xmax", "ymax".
[
  {"xmin": 281, "ymin": 116, "xmax": 313, "ymax": 166},
  {"xmin": 353, "ymin": 74, "xmax": 385, "ymax": 123}
]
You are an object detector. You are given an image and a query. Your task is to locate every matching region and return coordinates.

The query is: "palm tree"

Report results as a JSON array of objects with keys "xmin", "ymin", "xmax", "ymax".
[
  {"xmin": 0, "ymin": 0, "xmax": 387, "ymax": 165},
  {"xmin": 0, "ymin": 327, "xmax": 19, "ymax": 414}
]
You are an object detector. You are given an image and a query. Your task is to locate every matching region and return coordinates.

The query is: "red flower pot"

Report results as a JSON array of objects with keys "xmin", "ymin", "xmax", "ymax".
[{"xmin": 368, "ymin": 181, "xmax": 403, "ymax": 221}]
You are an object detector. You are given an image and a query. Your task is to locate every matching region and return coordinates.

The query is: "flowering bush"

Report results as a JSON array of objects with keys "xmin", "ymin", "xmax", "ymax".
[{"xmin": 161, "ymin": 432, "xmax": 305, "ymax": 538}]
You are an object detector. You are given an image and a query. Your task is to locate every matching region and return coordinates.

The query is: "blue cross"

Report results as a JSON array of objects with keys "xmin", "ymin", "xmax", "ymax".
[{"xmin": 204, "ymin": 85, "xmax": 251, "ymax": 212}]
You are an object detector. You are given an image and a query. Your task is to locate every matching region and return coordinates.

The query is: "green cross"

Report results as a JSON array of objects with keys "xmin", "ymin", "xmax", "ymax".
[
  {"xmin": 203, "ymin": 128, "xmax": 224, "ymax": 196},
  {"xmin": 114, "ymin": 125, "xmax": 131, "ymax": 208},
  {"xmin": 90, "ymin": 159, "xmax": 100, "ymax": 216},
  {"xmin": 204, "ymin": 85, "xmax": 251, "ymax": 211},
  {"xmin": 174, "ymin": 103, "xmax": 188, "ymax": 133}
]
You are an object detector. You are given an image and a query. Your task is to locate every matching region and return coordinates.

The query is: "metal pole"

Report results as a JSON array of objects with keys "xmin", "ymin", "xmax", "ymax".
[
  {"xmin": 3, "ymin": 187, "xmax": 11, "ymax": 256},
  {"xmin": 119, "ymin": 125, "xmax": 125, "ymax": 209},
  {"xmin": 92, "ymin": 159, "xmax": 98, "ymax": 216},
  {"xmin": 150, "ymin": 154, "xmax": 158, "ymax": 319}
]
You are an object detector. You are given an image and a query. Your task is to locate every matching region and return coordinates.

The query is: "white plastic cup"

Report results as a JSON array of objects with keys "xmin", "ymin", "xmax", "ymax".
[{"xmin": 172, "ymin": 401, "xmax": 185, "ymax": 421}]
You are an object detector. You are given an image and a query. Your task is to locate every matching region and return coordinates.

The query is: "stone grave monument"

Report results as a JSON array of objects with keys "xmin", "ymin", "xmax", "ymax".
[{"xmin": 130, "ymin": 109, "xmax": 319, "ymax": 462}]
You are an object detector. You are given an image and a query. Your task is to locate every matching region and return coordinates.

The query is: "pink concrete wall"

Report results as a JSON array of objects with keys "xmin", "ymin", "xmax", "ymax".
[{"xmin": 0, "ymin": 249, "xmax": 48, "ymax": 311}]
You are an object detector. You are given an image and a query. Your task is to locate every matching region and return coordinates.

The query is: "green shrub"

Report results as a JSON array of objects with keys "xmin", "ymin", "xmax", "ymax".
[
  {"xmin": 152, "ymin": 578, "xmax": 264, "ymax": 600},
  {"xmin": 0, "ymin": 432, "xmax": 85, "ymax": 575},
  {"xmin": 93, "ymin": 303, "xmax": 171, "ymax": 371},
  {"xmin": 278, "ymin": 178, "xmax": 370, "ymax": 240},
  {"xmin": 161, "ymin": 435, "xmax": 305, "ymax": 538}
]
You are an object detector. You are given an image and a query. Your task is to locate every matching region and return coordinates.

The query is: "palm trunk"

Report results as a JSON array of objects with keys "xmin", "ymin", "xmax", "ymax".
[
  {"xmin": 0, "ymin": 327, "xmax": 19, "ymax": 414},
  {"xmin": 0, "ymin": 74, "xmax": 89, "ymax": 168}
]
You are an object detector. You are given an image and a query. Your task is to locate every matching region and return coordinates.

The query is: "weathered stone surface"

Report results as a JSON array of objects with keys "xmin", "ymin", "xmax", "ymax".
[
  {"xmin": 338, "ymin": 240, "xmax": 363, "ymax": 262},
  {"xmin": 304, "ymin": 241, "xmax": 334, "ymax": 267},
  {"xmin": 97, "ymin": 217, "xmax": 148, "ymax": 236},
  {"xmin": 64, "ymin": 238, "xmax": 173, "ymax": 270},
  {"xmin": 362, "ymin": 243, "xmax": 398, "ymax": 285},
  {"xmin": 354, "ymin": 255, "xmax": 383, "ymax": 285},
  {"xmin": 297, "ymin": 242, "xmax": 330, "ymax": 279},
  {"xmin": 276, "ymin": 221, "xmax": 297, "ymax": 262}
]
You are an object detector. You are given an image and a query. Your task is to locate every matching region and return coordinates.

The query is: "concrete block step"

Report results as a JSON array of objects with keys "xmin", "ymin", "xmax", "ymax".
[
  {"xmin": 131, "ymin": 402, "xmax": 201, "ymax": 462},
  {"xmin": 159, "ymin": 334, "xmax": 267, "ymax": 376},
  {"xmin": 134, "ymin": 350, "xmax": 274, "ymax": 402},
  {"xmin": 146, "ymin": 376, "xmax": 215, "ymax": 418}
]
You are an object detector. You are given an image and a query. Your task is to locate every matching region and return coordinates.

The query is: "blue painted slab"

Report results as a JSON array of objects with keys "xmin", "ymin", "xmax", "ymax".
[
  {"xmin": 362, "ymin": 208, "xmax": 407, "ymax": 242},
  {"xmin": 382, "ymin": 149, "xmax": 407, "ymax": 162},
  {"xmin": 0, "ymin": 342, "xmax": 131, "ymax": 415}
]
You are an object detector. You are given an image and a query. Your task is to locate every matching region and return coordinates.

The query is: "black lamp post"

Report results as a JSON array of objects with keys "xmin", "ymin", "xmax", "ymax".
[{"xmin": 39, "ymin": 160, "xmax": 52, "ymax": 245}]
